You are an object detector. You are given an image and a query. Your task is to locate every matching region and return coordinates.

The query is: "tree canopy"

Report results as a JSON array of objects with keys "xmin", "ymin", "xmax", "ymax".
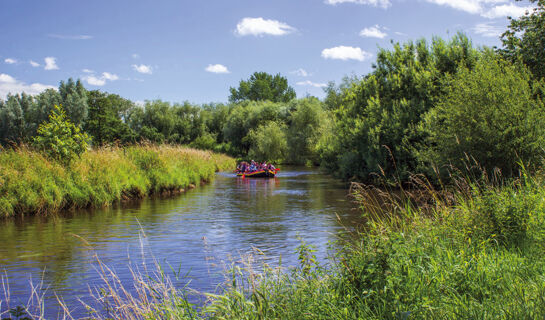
[
  {"xmin": 229, "ymin": 72, "xmax": 296, "ymax": 103},
  {"xmin": 500, "ymin": 0, "xmax": 545, "ymax": 80}
]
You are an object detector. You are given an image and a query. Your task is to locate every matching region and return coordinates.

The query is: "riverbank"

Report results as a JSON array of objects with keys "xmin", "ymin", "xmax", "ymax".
[{"xmin": 0, "ymin": 145, "xmax": 235, "ymax": 217}]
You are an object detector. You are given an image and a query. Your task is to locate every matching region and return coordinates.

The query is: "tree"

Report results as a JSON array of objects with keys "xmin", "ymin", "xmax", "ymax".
[
  {"xmin": 229, "ymin": 72, "xmax": 296, "ymax": 103},
  {"xmin": 247, "ymin": 121, "xmax": 288, "ymax": 163},
  {"xmin": 329, "ymin": 34, "xmax": 479, "ymax": 182},
  {"xmin": 59, "ymin": 78, "xmax": 88, "ymax": 127},
  {"xmin": 85, "ymin": 90, "xmax": 136, "ymax": 145},
  {"xmin": 420, "ymin": 52, "xmax": 545, "ymax": 178},
  {"xmin": 287, "ymin": 97, "xmax": 326, "ymax": 164},
  {"xmin": 500, "ymin": 0, "xmax": 545, "ymax": 80},
  {"xmin": 0, "ymin": 95, "xmax": 26, "ymax": 145},
  {"xmin": 223, "ymin": 101, "xmax": 288, "ymax": 155},
  {"xmin": 33, "ymin": 105, "xmax": 91, "ymax": 164},
  {"xmin": 32, "ymin": 89, "xmax": 62, "ymax": 130}
]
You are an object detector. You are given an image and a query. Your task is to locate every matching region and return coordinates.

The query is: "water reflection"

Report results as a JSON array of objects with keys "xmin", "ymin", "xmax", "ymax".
[{"xmin": 0, "ymin": 166, "xmax": 361, "ymax": 317}]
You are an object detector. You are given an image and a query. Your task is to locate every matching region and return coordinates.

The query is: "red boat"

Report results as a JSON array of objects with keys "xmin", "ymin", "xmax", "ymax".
[{"xmin": 236, "ymin": 169, "xmax": 277, "ymax": 178}]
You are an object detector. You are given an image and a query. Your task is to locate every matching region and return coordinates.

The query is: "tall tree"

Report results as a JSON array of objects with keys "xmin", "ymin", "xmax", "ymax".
[
  {"xmin": 500, "ymin": 0, "xmax": 545, "ymax": 80},
  {"xmin": 85, "ymin": 90, "xmax": 136, "ymax": 145},
  {"xmin": 229, "ymin": 72, "xmax": 296, "ymax": 103},
  {"xmin": 59, "ymin": 78, "xmax": 88, "ymax": 127},
  {"xmin": 0, "ymin": 95, "xmax": 26, "ymax": 145}
]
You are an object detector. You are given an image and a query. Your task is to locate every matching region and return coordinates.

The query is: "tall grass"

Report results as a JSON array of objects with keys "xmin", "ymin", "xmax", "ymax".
[{"xmin": 0, "ymin": 144, "xmax": 235, "ymax": 217}]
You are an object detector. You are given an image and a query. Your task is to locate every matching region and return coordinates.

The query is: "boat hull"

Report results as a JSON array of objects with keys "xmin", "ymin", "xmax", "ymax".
[{"xmin": 236, "ymin": 170, "xmax": 276, "ymax": 178}]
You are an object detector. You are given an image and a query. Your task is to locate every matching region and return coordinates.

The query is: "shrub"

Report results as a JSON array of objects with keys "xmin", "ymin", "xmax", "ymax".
[
  {"xmin": 420, "ymin": 52, "xmax": 545, "ymax": 178},
  {"xmin": 32, "ymin": 105, "xmax": 90, "ymax": 164}
]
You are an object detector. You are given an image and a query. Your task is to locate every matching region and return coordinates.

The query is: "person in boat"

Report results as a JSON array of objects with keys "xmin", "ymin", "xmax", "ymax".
[{"xmin": 249, "ymin": 160, "xmax": 257, "ymax": 172}]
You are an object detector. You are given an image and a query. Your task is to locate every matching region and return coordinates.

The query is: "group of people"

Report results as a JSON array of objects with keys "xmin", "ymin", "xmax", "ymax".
[{"xmin": 236, "ymin": 160, "xmax": 276, "ymax": 173}]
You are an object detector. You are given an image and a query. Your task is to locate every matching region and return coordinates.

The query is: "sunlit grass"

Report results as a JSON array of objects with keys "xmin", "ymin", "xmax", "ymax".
[{"xmin": 0, "ymin": 144, "xmax": 235, "ymax": 217}]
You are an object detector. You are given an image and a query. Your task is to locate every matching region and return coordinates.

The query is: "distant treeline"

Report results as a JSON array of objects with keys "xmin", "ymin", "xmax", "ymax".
[{"xmin": 1, "ymin": 2, "xmax": 544, "ymax": 184}]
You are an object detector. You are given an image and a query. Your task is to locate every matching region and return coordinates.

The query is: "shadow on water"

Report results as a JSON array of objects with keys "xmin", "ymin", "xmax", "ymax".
[{"xmin": 0, "ymin": 166, "xmax": 362, "ymax": 317}]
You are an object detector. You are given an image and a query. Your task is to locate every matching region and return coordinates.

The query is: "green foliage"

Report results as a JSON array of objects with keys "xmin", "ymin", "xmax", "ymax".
[
  {"xmin": 500, "ymin": 0, "xmax": 545, "ymax": 80},
  {"xmin": 128, "ymin": 100, "xmax": 207, "ymax": 144},
  {"xmin": 229, "ymin": 72, "xmax": 296, "ymax": 103},
  {"xmin": 58, "ymin": 78, "xmax": 89, "ymax": 126},
  {"xmin": 85, "ymin": 90, "xmax": 137, "ymax": 145},
  {"xmin": 201, "ymin": 103, "xmax": 230, "ymax": 143},
  {"xmin": 223, "ymin": 100, "xmax": 289, "ymax": 156},
  {"xmin": 295, "ymin": 237, "xmax": 318, "ymax": 275},
  {"xmin": 286, "ymin": 97, "xmax": 326, "ymax": 165},
  {"xmin": 247, "ymin": 121, "xmax": 288, "ymax": 163},
  {"xmin": 327, "ymin": 34, "xmax": 479, "ymax": 182},
  {"xmin": 420, "ymin": 52, "xmax": 545, "ymax": 177},
  {"xmin": 32, "ymin": 105, "xmax": 90, "ymax": 164},
  {"xmin": 190, "ymin": 132, "xmax": 218, "ymax": 150},
  {"xmin": 0, "ymin": 95, "xmax": 25, "ymax": 145}
]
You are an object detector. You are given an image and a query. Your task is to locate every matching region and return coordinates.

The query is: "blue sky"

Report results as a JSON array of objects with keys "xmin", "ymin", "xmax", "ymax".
[{"xmin": 0, "ymin": 0, "xmax": 535, "ymax": 103}]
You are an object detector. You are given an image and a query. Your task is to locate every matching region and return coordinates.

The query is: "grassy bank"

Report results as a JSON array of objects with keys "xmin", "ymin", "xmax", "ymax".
[{"xmin": 0, "ymin": 145, "xmax": 235, "ymax": 217}]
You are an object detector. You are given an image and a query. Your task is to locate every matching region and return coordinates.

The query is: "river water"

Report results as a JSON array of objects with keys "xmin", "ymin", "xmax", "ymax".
[{"xmin": 0, "ymin": 167, "xmax": 361, "ymax": 317}]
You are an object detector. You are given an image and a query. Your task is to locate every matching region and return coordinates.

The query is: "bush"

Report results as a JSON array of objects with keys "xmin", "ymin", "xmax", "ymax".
[
  {"xmin": 420, "ymin": 52, "xmax": 545, "ymax": 178},
  {"xmin": 32, "ymin": 105, "xmax": 90, "ymax": 164}
]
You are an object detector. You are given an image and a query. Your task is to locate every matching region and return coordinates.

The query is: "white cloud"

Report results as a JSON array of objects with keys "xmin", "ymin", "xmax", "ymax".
[
  {"xmin": 102, "ymin": 72, "xmax": 119, "ymax": 81},
  {"xmin": 360, "ymin": 25, "xmax": 388, "ymax": 38},
  {"xmin": 291, "ymin": 68, "xmax": 310, "ymax": 77},
  {"xmin": 424, "ymin": 0, "xmax": 482, "ymax": 14},
  {"xmin": 132, "ymin": 64, "xmax": 153, "ymax": 74},
  {"xmin": 44, "ymin": 57, "xmax": 59, "ymax": 70},
  {"xmin": 82, "ymin": 68, "xmax": 94, "ymax": 73},
  {"xmin": 481, "ymin": 4, "xmax": 532, "ymax": 18},
  {"xmin": 296, "ymin": 80, "xmax": 327, "ymax": 88},
  {"xmin": 132, "ymin": 53, "xmax": 140, "ymax": 59},
  {"xmin": 29, "ymin": 60, "xmax": 40, "ymax": 67},
  {"xmin": 321, "ymin": 46, "xmax": 372, "ymax": 61},
  {"xmin": 83, "ymin": 72, "xmax": 119, "ymax": 86},
  {"xmin": 325, "ymin": 0, "xmax": 391, "ymax": 8},
  {"xmin": 205, "ymin": 64, "xmax": 230, "ymax": 74},
  {"xmin": 473, "ymin": 22, "xmax": 503, "ymax": 37},
  {"xmin": 235, "ymin": 17, "xmax": 295, "ymax": 36},
  {"xmin": 4, "ymin": 58, "xmax": 17, "ymax": 64},
  {"xmin": 47, "ymin": 34, "xmax": 93, "ymax": 40},
  {"xmin": 85, "ymin": 76, "xmax": 106, "ymax": 86},
  {"xmin": 0, "ymin": 73, "xmax": 55, "ymax": 99},
  {"xmin": 424, "ymin": 0, "xmax": 533, "ymax": 19}
]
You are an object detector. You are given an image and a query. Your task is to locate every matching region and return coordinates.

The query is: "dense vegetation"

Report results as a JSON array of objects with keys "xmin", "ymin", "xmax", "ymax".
[{"xmin": 0, "ymin": 145, "xmax": 234, "ymax": 217}]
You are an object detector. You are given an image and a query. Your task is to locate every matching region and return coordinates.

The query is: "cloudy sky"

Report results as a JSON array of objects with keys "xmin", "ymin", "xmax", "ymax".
[{"xmin": 0, "ymin": 0, "xmax": 534, "ymax": 102}]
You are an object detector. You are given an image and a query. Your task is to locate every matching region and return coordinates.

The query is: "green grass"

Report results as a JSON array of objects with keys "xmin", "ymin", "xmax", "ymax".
[{"xmin": 0, "ymin": 144, "xmax": 235, "ymax": 217}]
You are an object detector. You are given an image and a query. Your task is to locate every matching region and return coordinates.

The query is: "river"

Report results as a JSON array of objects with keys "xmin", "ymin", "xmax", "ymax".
[{"xmin": 0, "ymin": 166, "xmax": 361, "ymax": 318}]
